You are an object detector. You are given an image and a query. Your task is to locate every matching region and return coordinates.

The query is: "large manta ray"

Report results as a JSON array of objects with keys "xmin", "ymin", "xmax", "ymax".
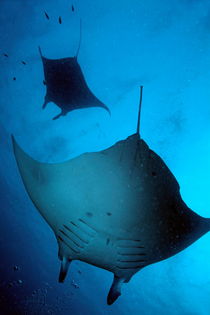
[
  {"xmin": 12, "ymin": 87, "xmax": 210, "ymax": 305},
  {"xmin": 39, "ymin": 45, "xmax": 110, "ymax": 120}
]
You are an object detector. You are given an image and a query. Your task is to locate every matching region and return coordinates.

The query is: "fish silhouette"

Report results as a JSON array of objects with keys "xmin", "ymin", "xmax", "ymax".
[
  {"xmin": 12, "ymin": 87, "xmax": 210, "ymax": 305},
  {"xmin": 38, "ymin": 24, "xmax": 110, "ymax": 120},
  {"xmin": 44, "ymin": 11, "xmax": 50, "ymax": 20}
]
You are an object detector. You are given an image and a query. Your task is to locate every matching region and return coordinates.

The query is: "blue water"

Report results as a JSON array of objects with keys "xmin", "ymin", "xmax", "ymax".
[{"xmin": 1, "ymin": 0, "xmax": 210, "ymax": 314}]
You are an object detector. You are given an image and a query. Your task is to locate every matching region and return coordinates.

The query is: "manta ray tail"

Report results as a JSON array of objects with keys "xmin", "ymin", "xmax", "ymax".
[
  {"xmin": 136, "ymin": 85, "xmax": 143, "ymax": 136},
  {"xmin": 75, "ymin": 19, "xmax": 82, "ymax": 59},
  {"xmin": 38, "ymin": 46, "xmax": 43, "ymax": 58}
]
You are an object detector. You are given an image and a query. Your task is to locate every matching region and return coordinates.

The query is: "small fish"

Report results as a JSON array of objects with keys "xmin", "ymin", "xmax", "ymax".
[
  {"xmin": 13, "ymin": 265, "xmax": 19, "ymax": 271},
  {"xmin": 59, "ymin": 16, "xmax": 62, "ymax": 24},
  {"xmin": 72, "ymin": 5, "xmax": 74, "ymax": 12},
  {"xmin": 44, "ymin": 11, "xmax": 50, "ymax": 20},
  {"xmin": 13, "ymin": 77, "xmax": 16, "ymax": 81},
  {"xmin": 21, "ymin": 61, "xmax": 26, "ymax": 65},
  {"xmin": 3, "ymin": 53, "xmax": 8, "ymax": 57}
]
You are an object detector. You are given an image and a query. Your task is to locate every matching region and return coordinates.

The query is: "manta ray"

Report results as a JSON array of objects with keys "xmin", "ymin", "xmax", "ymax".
[
  {"xmin": 39, "ymin": 47, "xmax": 110, "ymax": 120},
  {"xmin": 12, "ymin": 86, "xmax": 210, "ymax": 305},
  {"xmin": 39, "ymin": 22, "xmax": 110, "ymax": 120}
]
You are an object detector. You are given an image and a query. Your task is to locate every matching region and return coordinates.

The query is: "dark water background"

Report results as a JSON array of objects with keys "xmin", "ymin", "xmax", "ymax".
[{"xmin": 1, "ymin": 0, "xmax": 210, "ymax": 314}]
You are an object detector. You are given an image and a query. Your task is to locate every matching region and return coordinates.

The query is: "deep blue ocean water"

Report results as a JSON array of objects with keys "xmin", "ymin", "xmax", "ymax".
[{"xmin": 1, "ymin": 0, "xmax": 210, "ymax": 314}]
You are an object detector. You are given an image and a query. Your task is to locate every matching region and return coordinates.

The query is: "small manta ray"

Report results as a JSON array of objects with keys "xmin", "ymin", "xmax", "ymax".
[
  {"xmin": 12, "ymin": 86, "xmax": 210, "ymax": 305},
  {"xmin": 39, "ymin": 22, "xmax": 110, "ymax": 120}
]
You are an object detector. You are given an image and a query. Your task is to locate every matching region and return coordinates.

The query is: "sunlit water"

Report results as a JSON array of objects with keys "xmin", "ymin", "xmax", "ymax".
[{"xmin": 1, "ymin": 0, "xmax": 210, "ymax": 314}]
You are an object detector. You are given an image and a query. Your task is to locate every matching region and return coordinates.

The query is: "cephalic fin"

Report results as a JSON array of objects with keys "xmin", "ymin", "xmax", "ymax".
[
  {"xmin": 38, "ymin": 46, "xmax": 43, "ymax": 58},
  {"xmin": 42, "ymin": 98, "xmax": 49, "ymax": 109},
  {"xmin": 107, "ymin": 275, "xmax": 125, "ymax": 305},
  {"xmin": 136, "ymin": 85, "xmax": 143, "ymax": 136},
  {"xmin": 59, "ymin": 257, "xmax": 71, "ymax": 283},
  {"xmin": 52, "ymin": 109, "xmax": 67, "ymax": 120}
]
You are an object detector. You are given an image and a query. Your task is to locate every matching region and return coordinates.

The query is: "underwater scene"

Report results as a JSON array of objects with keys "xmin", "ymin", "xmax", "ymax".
[{"xmin": 1, "ymin": 0, "xmax": 210, "ymax": 314}]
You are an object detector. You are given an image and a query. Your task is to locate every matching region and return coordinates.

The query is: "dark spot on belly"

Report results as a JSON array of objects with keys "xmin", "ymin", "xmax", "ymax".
[
  {"xmin": 106, "ymin": 212, "xmax": 112, "ymax": 216},
  {"xmin": 86, "ymin": 212, "xmax": 93, "ymax": 218}
]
